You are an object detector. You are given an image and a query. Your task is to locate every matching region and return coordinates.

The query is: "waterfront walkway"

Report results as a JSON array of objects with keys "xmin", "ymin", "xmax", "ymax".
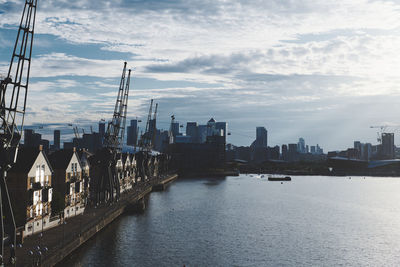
[{"xmin": 5, "ymin": 174, "xmax": 177, "ymax": 267}]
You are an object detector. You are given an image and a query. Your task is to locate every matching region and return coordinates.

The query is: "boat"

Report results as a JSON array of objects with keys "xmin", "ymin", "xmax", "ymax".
[{"xmin": 268, "ymin": 176, "xmax": 291, "ymax": 181}]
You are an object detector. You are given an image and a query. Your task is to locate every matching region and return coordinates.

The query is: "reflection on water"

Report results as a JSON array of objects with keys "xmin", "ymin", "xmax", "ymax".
[{"xmin": 59, "ymin": 175, "xmax": 400, "ymax": 266}]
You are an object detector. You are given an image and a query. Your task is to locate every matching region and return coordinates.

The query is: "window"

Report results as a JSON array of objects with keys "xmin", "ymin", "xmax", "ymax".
[
  {"xmin": 40, "ymin": 165, "xmax": 45, "ymax": 186},
  {"xmin": 71, "ymin": 164, "xmax": 74, "ymax": 173},
  {"xmin": 33, "ymin": 191, "xmax": 39, "ymax": 205},
  {"xmin": 35, "ymin": 165, "xmax": 40, "ymax": 183}
]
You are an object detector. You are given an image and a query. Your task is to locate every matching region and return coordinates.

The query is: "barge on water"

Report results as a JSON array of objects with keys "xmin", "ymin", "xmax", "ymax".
[{"xmin": 268, "ymin": 176, "xmax": 291, "ymax": 181}]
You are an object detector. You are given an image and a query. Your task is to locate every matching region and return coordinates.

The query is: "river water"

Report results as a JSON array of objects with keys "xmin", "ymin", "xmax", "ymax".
[{"xmin": 60, "ymin": 175, "xmax": 400, "ymax": 266}]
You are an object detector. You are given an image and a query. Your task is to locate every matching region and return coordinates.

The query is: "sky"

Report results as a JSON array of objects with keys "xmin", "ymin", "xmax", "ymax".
[{"xmin": 2, "ymin": 0, "xmax": 400, "ymax": 151}]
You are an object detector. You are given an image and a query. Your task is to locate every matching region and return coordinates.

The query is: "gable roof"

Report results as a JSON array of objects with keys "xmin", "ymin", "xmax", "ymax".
[
  {"xmin": 9, "ymin": 147, "xmax": 53, "ymax": 174},
  {"xmin": 77, "ymin": 149, "xmax": 92, "ymax": 168},
  {"xmin": 122, "ymin": 153, "xmax": 129, "ymax": 164},
  {"xmin": 48, "ymin": 149, "xmax": 75, "ymax": 170}
]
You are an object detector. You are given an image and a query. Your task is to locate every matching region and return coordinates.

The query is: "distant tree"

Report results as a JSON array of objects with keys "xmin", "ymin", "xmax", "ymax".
[{"xmin": 51, "ymin": 191, "xmax": 65, "ymax": 216}]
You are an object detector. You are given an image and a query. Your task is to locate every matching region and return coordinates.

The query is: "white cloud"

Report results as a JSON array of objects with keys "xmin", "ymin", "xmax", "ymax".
[{"xmin": 3, "ymin": 0, "xmax": 400, "ymax": 149}]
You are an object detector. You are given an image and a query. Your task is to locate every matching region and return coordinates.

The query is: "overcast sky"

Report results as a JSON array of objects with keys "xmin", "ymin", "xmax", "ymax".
[{"xmin": 2, "ymin": 0, "xmax": 400, "ymax": 151}]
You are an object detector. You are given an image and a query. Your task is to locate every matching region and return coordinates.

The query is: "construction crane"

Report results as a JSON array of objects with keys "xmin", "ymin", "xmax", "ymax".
[
  {"xmin": 73, "ymin": 125, "xmax": 80, "ymax": 139},
  {"xmin": 92, "ymin": 63, "xmax": 131, "ymax": 203},
  {"xmin": 140, "ymin": 99, "xmax": 154, "ymax": 150},
  {"xmin": 0, "ymin": 0, "xmax": 37, "ymax": 263},
  {"xmin": 151, "ymin": 103, "xmax": 158, "ymax": 147},
  {"xmin": 370, "ymin": 125, "xmax": 400, "ymax": 144}
]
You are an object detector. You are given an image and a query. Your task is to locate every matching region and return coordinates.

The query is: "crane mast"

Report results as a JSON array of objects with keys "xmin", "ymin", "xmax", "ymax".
[
  {"xmin": 104, "ymin": 62, "xmax": 127, "ymax": 155},
  {"xmin": 94, "ymin": 63, "xmax": 131, "ymax": 203},
  {"xmin": 141, "ymin": 99, "xmax": 154, "ymax": 150},
  {"xmin": 151, "ymin": 103, "xmax": 158, "ymax": 147},
  {"xmin": 0, "ymin": 0, "xmax": 37, "ymax": 263}
]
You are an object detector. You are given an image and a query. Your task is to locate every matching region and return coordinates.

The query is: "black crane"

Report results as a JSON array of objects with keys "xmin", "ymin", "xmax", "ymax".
[
  {"xmin": 0, "ymin": 0, "xmax": 37, "ymax": 263},
  {"xmin": 92, "ymin": 63, "xmax": 131, "ymax": 203}
]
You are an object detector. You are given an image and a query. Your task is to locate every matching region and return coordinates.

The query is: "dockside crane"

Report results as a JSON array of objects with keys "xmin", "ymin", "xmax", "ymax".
[
  {"xmin": 0, "ymin": 0, "xmax": 37, "ymax": 263},
  {"xmin": 92, "ymin": 63, "xmax": 131, "ymax": 203},
  {"xmin": 140, "ymin": 99, "xmax": 154, "ymax": 150},
  {"xmin": 151, "ymin": 103, "xmax": 158, "ymax": 147}
]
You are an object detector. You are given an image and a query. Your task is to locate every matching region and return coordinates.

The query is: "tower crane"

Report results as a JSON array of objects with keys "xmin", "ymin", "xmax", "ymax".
[
  {"xmin": 151, "ymin": 103, "xmax": 158, "ymax": 147},
  {"xmin": 91, "ymin": 63, "xmax": 131, "ymax": 203},
  {"xmin": 140, "ymin": 99, "xmax": 154, "ymax": 150},
  {"xmin": 370, "ymin": 125, "xmax": 400, "ymax": 144},
  {"xmin": 0, "ymin": 0, "xmax": 37, "ymax": 263},
  {"xmin": 370, "ymin": 126, "xmax": 387, "ymax": 144}
]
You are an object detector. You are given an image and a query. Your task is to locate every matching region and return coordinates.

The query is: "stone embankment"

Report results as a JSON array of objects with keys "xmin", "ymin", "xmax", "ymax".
[{"xmin": 8, "ymin": 174, "xmax": 178, "ymax": 267}]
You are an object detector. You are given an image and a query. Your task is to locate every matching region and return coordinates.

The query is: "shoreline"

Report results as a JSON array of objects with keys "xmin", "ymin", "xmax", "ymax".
[{"xmin": 8, "ymin": 174, "xmax": 178, "ymax": 267}]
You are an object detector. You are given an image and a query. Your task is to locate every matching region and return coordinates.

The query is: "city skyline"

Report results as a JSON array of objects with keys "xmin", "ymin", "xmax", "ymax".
[
  {"xmin": 22, "ymin": 118, "xmax": 398, "ymax": 153},
  {"xmin": 2, "ymin": 1, "xmax": 400, "ymax": 151}
]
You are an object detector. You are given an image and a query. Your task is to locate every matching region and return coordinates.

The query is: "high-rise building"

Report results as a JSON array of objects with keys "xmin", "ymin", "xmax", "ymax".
[
  {"xmin": 255, "ymin": 127, "xmax": 268, "ymax": 148},
  {"xmin": 171, "ymin": 122, "xmax": 180, "ymax": 137},
  {"xmin": 24, "ymin": 129, "xmax": 41, "ymax": 148},
  {"xmin": 288, "ymin": 143, "xmax": 298, "ymax": 161},
  {"xmin": 197, "ymin": 125, "xmax": 207, "ymax": 143},
  {"xmin": 382, "ymin": 133, "xmax": 395, "ymax": 159},
  {"xmin": 99, "ymin": 122, "xmax": 105, "ymax": 139},
  {"xmin": 281, "ymin": 144, "xmax": 288, "ymax": 161},
  {"xmin": 127, "ymin": 119, "xmax": 138, "ymax": 146},
  {"xmin": 54, "ymin": 130, "xmax": 60, "ymax": 150},
  {"xmin": 297, "ymin": 138, "xmax": 305, "ymax": 153},
  {"xmin": 216, "ymin": 121, "xmax": 228, "ymax": 143},
  {"xmin": 316, "ymin": 144, "xmax": 323, "ymax": 155},
  {"xmin": 186, "ymin": 122, "xmax": 198, "ymax": 143},
  {"xmin": 363, "ymin": 143, "xmax": 372, "ymax": 161},
  {"xmin": 354, "ymin": 141, "xmax": 361, "ymax": 158}
]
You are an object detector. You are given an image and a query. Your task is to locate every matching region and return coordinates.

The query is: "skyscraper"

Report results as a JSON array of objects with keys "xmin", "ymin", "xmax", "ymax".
[
  {"xmin": 297, "ymin": 138, "xmax": 305, "ymax": 153},
  {"xmin": 54, "ymin": 130, "xmax": 60, "ymax": 150},
  {"xmin": 171, "ymin": 122, "xmax": 180, "ymax": 137},
  {"xmin": 24, "ymin": 129, "xmax": 41, "ymax": 148},
  {"xmin": 127, "ymin": 119, "xmax": 138, "ymax": 146},
  {"xmin": 216, "ymin": 121, "xmax": 228, "ymax": 143},
  {"xmin": 282, "ymin": 144, "xmax": 288, "ymax": 161},
  {"xmin": 197, "ymin": 125, "xmax": 207, "ymax": 143},
  {"xmin": 382, "ymin": 133, "xmax": 395, "ymax": 159},
  {"xmin": 255, "ymin": 127, "xmax": 268, "ymax": 148},
  {"xmin": 186, "ymin": 122, "xmax": 198, "ymax": 143}
]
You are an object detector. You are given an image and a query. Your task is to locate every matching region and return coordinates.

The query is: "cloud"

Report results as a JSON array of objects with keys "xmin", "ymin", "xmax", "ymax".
[{"xmin": 3, "ymin": 0, "xmax": 400, "ymax": 150}]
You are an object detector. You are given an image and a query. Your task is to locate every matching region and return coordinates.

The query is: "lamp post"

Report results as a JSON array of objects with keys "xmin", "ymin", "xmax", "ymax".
[{"xmin": 28, "ymin": 250, "xmax": 33, "ymax": 266}]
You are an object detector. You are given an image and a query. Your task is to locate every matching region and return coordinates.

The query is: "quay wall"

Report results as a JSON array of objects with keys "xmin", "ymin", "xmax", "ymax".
[{"xmin": 40, "ymin": 174, "xmax": 178, "ymax": 267}]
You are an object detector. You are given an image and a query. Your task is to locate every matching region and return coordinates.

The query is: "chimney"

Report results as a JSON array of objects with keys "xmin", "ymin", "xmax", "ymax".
[
  {"xmin": 73, "ymin": 147, "xmax": 76, "ymax": 152},
  {"xmin": 39, "ymin": 145, "xmax": 43, "ymax": 151}
]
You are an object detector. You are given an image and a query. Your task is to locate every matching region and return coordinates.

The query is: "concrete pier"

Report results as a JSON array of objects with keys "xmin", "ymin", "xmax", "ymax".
[
  {"xmin": 152, "ymin": 174, "xmax": 178, "ymax": 191},
  {"xmin": 8, "ymin": 174, "xmax": 178, "ymax": 267}
]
